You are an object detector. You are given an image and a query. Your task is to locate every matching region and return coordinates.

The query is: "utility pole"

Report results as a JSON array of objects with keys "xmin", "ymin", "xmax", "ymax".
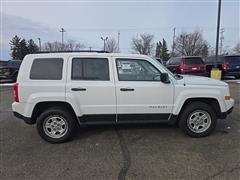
[
  {"xmin": 215, "ymin": 0, "xmax": 222, "ymax": 68},
  {"xmin": 101, "ymin": 36, "xmax": 108, "ymax": 51},
  {"xmin": 37, "ymin": 38, "xmax": 41, "ymax": 51},
  {"xmin": 220, "ymin": 28, "xmax": 224, "ymax": 55},
  {"xmin": 89, "ymin": 46, "xmax": 92, "ymax": 52},
  {"xmin": 60, "ymin": 28, "xmax": 66, "ymax": 50},
  {"xmin": 117, "ymin": 31, "xmax": 120, "ymax": 53},
  {"xmin": 172, "ymin": 27, "xmax": 176, "ymax": 56}
]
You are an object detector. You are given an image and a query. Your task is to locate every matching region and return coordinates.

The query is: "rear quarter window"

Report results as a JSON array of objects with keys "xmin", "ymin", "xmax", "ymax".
[{"xmin": 30, "ymin": 58, "xmax": 63, "ymax": 80}]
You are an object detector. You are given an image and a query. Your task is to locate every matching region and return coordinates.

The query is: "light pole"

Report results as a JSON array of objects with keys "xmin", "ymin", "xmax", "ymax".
[
  {"xmin": 60, "ymin": 28, "xmax": 66, "ymax": 50},
  {"xmin": 215, "ymin": 0, "xmax": 222, "ymax": 68},
  {"xmin": 101, "ymin": 36, "xmax": 108, "ymax": 51},
  {"xmin": 211, "ymin": 0, "xmax": 222, "ymax": 80},
  {"xmin": 37, "ymin": 38, "xmax": 41, "ymax": 51}
]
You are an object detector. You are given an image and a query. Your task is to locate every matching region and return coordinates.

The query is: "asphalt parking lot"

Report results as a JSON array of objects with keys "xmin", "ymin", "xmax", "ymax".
[{"xmin": 0, "ymin": 82, "xmax": 239, "ymax": 180}]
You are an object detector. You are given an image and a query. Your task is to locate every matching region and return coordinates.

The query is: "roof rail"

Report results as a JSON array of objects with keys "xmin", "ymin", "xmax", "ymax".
[{"xmin": 34, "ymin": 50, "xmax": 109, "ymax": 54}]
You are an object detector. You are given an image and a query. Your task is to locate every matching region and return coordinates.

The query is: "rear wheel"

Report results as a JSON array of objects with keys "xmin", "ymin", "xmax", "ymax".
[
  {"xmin": 179, "ymin": 102, "xmax": 217, "ymax": 137},
  {"xmin": 36, "ymin": 107, "xmax": 77, "ymax": 143}
]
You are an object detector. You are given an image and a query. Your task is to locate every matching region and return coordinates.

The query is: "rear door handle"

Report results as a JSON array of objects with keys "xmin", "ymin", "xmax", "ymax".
[
  {"xmin": 71, "ymin": 88, "xmax": 87, "ymax": 91},
  {"xmin": 120, "ymin": 88, "xmax": 135, "ymax": 91}
]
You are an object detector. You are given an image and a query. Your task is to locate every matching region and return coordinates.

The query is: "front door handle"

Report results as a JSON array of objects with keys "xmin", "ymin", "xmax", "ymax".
[
  {"xmin": 71, "ymin": 88, "xmax": 87, "ymax": 91},
  {"xmin": 120, "ymin": 88, "xmax": 135, "ymax": 91}
]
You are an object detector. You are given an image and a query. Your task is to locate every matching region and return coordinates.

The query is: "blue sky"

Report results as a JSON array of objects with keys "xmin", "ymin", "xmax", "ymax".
[{"xmin": 0, "ymin": 0, "xmax": 239, "ymax": 60}]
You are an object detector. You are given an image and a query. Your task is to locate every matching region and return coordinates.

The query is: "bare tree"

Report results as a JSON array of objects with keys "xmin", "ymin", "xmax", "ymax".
[
  {"xmin": 131, "ymin": 34, "xmax": 154, "ymax": 55},
  {"xmin": 43, "ymin": 40, "xmax": 85, "ymax": 51},
  {"xmin": 174, "ymin": 31, "xmax": 209, "ymax": 58},
  {"xmin": 233, "ymin": 42, "xmax": 240, "ymax": 54},
  {"xmin": 105, "ymin": 38, "xmax": 118, "ymax": 53}
]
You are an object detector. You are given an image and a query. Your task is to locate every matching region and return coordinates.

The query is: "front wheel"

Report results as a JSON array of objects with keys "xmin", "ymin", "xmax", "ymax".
[
  {"xmin": 178, "ymin": 102, "xmax": 217, "ymax": 137},
  {"xmin": 36, "ymin": 107, "xmax": 77, "ymax": 143}
]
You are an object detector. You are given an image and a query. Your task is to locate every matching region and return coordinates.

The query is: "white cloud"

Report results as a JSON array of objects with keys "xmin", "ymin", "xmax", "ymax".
[{"xmin": 1, "ymin": 13, "xmax": 61, "ymax": 59}]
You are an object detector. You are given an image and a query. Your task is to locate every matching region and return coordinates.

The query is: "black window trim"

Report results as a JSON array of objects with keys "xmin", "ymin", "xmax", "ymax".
[
  {"xmin": 115, "ymin": 58, "xmax": 162, "ymax": 82},
  {"xmin": 30, "ymin": 58, "xmax": 64, "ymax": 80},
  {"xmin": 71, "ymin": 57, "xmax": 110, "ymax": 81}
]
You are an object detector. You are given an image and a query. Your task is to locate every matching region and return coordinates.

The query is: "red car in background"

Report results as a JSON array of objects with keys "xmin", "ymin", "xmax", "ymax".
[{"xmin": 166, "ymin": 56, "xmax": 206, "ymax": 76}]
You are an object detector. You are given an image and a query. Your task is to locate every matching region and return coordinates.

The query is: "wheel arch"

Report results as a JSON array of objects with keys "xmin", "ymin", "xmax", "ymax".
[
  {"xmin": 178, "ymin": 97, "xmax": 222, "ymax": 119},
  {"xmin": 31, "ymin": 101, "xmax": 78, "ymax": 124}
]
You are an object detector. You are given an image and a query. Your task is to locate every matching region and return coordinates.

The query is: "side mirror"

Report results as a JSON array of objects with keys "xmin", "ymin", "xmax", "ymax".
[{"xmin": 160, "ymin": 73, "xmax": 170, "ymax": 84}]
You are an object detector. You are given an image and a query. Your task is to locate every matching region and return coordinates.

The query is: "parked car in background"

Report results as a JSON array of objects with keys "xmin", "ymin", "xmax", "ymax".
[
  {"xmin": 166, "ymin": 56, "xmax": 206, "ymax": 76},
  {"xmin": 0, "ymin": 60, "xmax": 8, "ymax": 67},
  {"xmin": 0, "ymin": 60, "xmax": 22, "ymax": 82},
  {"xmin": 205, "ymin": 55, "xmax": 240, "ymax": 79}
]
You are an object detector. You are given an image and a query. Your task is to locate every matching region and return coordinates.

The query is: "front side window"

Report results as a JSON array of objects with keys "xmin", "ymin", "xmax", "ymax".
[
  {"xmin": 116, "ymin": 59, "xmax": 161, "ymax": 81},
  {"xmin": 72, "ymin": 58, "xmax": 109, "ymax": 81},
  {"xmin": 30, "ymin": 58, "xmax": 63, "ymax": 80}
]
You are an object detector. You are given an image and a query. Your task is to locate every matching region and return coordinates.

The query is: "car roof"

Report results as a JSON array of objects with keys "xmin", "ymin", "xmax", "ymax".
[{"xmin": 25, "ymin": 52, "xmax": 150, "ymax": 59}]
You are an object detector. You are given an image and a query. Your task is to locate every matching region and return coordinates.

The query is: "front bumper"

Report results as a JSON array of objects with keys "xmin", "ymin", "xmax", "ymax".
[{"xmin": 219, "ymin": 98, "xmax": 234, "ymax": 119}]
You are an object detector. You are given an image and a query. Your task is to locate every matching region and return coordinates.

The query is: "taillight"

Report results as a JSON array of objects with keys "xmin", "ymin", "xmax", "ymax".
[
  {"xmin": 14, "ymin": 83, "xmax": 19, "ymax": 102},
  {"xmin": 221, "ymin": 63, "xmax": 228, "ymax": 70},
  {"xmin": 179, "ymin": 64, "xmax": 185, "ymax": 73}
]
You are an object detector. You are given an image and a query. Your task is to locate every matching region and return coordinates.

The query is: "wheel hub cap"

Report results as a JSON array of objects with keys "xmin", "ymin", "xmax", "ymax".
[
  {"xmin": 43, "ymin": 116, "xmax": 68, "ymax": 139},
  {"xmin": 187, "ymin": 110, "xmax": 211, "ymax": 133}
]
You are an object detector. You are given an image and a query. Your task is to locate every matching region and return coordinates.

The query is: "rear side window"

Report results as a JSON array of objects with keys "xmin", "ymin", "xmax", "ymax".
[
  {"xmin": 184, "ymin": 57, "xmax": 204, "ymax": 65},
  {"xmin": 30, "ymin": 58, "xmax": 63, "ymax": 80},
  {"xmin": 72, "ymin": 58, "xmax": 109, "ymax": 81}
]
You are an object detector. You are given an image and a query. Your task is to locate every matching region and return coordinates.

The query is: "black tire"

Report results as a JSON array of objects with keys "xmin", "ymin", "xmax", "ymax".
[
  {"xmin": 36, "ymin": 107, "xmax": 77, "ymax": 143},
  {"xmin": 178, "ymin": 102, "xmax": 217, "ymax": 137},
  {"xmin": 235, "ymin": 75, "xmax": 240, "ymax": 79}
]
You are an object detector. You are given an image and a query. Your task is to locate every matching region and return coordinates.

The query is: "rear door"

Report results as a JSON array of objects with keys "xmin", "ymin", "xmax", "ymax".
[{"xmin": 66, "ymin": 55, "xmax": 116, "ymax": 123}]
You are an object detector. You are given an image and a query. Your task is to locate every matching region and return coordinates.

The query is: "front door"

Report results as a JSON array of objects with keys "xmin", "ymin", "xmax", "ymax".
[{"xmin": 113, "ymin": 57, "xmax": 174, "ymax": 122}]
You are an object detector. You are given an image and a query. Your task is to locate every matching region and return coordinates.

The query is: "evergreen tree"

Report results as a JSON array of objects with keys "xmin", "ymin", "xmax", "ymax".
[
  {"xmin": 9, "ymin": 36, "xmax": 39, "ymax": 60},
  {"xmin": 162, "ymin": 39, "xmax": 170, "ymax": 61},
  {"xmin": 10, "ymin": 35, "xmax": 21, "ymax": 60},
  {"xmin": 27, "ymin": 39, "xmax": 39, "ymax": 54},
  {"xmin": 155, "ymin": 39, "xmax": 170, "ymax": 61},
  {"xmin": 18, "ymin": 39, "xmax": 29, "ymax": 60}
]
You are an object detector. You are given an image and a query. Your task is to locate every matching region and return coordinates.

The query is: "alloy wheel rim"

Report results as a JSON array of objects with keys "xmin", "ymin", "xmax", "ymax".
[
  {"xmin": 187, "ymin": 110, "xmax": 211, "ymax": 133},
  {"xmin": 43, "ymin": 115, "xmax": 68, "ymax": 139}
]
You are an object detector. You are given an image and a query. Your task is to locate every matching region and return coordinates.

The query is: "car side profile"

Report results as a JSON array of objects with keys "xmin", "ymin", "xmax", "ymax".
[
  {"xmin": 12, "ymin": 52, "xmax": 234, "ymax": 143},
  {"xmin": 166, "ymin": 56, "xmax": 206, "ymax": 76}
]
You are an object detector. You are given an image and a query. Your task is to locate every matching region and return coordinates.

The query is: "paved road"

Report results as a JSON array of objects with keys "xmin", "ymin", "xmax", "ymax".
[{"xmin": 0, "ymin": 83, "xmax": 239, "ymax": 180}]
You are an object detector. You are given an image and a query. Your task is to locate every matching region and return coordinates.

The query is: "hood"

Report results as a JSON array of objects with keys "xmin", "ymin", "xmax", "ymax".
[{"xmin": 182, "ymin": 75, "xmax": 228, "ymax": 87}]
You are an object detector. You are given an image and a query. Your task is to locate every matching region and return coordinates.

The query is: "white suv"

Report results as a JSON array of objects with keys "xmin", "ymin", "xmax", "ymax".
[{"xmin": 12, "ymin": 52, "xmax": 234, "ymax": 143}]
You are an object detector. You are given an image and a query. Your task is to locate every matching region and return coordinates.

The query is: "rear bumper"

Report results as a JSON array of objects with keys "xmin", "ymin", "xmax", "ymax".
[
  {"xmin": 13, "ymin": 111, "xmax": 34, "ymax": 125},
  {"xmin": 222, "ymin": 71, "xmax": 240, "ymax": 77}
]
